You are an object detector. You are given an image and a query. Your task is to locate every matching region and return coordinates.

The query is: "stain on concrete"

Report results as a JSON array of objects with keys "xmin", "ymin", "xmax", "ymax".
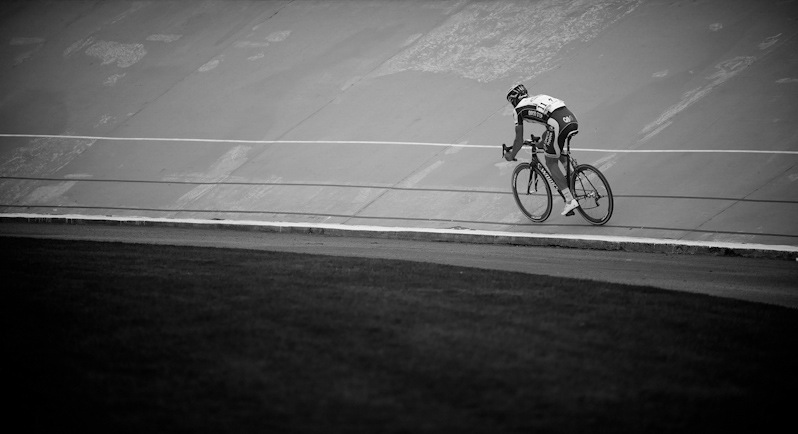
[
  {"xmin": 85, "ymin": 40, "xmax": 147, "ymax": 68},
  {"xmin": 64, "ymin": 37, "xmax": 95, "ymax": 58},
  {"xmin": 103, "ymin": 73, "xmax": 126, "ymax": 86},
  {"xmin": 9, "ymin": 36, "xmax": 44, "ymax": 65},
  {"xmin": 374, "ymin": 0, "xmax": 641, "ymax": 82},
  {"xmin": 0, "ymin": 135, "xmax": 96, "ymax": 177},
  {"xmin": 266, "ymin": 30, "xmax": 291, "ymax": 42},
  {"xmin": 198, "ymin": 56, "xmax": 222, "ymax": 72},
  {"xmin": 146, "ymin": 34, "xmax": 182, "ymax": 43}
]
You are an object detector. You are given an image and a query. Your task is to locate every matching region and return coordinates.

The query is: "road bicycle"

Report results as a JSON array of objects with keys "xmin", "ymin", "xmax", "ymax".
[{"xmin": 502, "ymin": 133, "xmax": 613, "ymax": 225}]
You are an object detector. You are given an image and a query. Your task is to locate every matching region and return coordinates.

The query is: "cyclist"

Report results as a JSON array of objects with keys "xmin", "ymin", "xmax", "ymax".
[{"xmin": 504, "ymin": 83, "xmax": 580, "ymax": 216}]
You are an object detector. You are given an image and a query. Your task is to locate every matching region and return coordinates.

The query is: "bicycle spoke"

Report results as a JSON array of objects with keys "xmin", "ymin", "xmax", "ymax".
[
  {"xmin": 572, "ymin": 165, "xmax": 613, "ymax": 225},
  {"xmin": 512, "ymin": 164, "xmax": 552, "ymax": 222}
]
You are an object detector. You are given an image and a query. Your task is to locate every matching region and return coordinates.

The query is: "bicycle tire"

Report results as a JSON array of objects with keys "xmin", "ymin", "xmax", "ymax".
[
  {"xmin": 512, "ymin": 162, "xmax": 552, "ymax": 222},
  {"xmin": 570, "ymin": 164, "xmax": 613, "ymax": 225}
]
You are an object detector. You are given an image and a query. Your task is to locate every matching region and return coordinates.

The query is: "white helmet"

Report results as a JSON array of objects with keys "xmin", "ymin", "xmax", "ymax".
[{"xmin": 506, "ymin": 84, "xmax": 528, "ymax": 106}]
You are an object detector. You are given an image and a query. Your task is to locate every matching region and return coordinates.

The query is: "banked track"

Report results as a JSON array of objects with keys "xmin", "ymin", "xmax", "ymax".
[{"xmin": 1, "ymin": 1, "xmax": 797, "ymax": 248}]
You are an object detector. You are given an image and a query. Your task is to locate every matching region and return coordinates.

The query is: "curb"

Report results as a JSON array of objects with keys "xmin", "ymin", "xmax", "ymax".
[{"xmin": 2, "ymin": 213, "xmax": 797, "ymax": 260}]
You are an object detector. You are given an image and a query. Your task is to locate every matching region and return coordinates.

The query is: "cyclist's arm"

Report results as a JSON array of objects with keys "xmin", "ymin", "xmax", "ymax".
[{"xmin": 505, "ymin": 124, "xmax": 524, "ymax": 161}]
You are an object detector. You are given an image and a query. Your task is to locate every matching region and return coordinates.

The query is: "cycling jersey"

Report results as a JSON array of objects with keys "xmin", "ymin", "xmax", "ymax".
[
  {"xmin": 512, "ymin": 94, "xmax": 566, "ymax": 126},
  {"xmin": 513, "ymin": 94, "xmax": 577, "ymax": 158}
]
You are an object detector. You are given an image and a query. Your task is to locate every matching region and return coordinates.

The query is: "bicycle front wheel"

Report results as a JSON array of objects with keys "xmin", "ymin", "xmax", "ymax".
[
  {"xmin": 512, "ymin": 163, "xmax": 552, "ymax": 222},
  {"xmin": 571, "ymin": 164, "xmax": 613, "ymax": 225}
]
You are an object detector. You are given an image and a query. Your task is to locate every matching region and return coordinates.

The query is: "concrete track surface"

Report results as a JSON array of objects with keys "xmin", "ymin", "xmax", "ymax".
[
  {"xmin": 1, "ymin": 1, "xmax": 797, "ymax": 248},
  {"xmin": 2, "ymin": 221, "xmax": 796, "ymax": 309}
]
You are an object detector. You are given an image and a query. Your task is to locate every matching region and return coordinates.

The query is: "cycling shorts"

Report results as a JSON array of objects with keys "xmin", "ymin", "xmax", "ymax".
[{"xmin": 541, "ymin": 107, "xmax": 578, "ymax": 158}]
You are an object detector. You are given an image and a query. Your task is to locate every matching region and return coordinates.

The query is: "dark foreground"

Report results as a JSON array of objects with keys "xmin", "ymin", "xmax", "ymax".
[{"xmin": 5, "ymin": 238, "xmax": 796, "ymax": 433}]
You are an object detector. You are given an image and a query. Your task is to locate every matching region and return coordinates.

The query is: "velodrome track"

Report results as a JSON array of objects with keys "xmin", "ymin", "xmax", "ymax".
[
  {"xmin": 1, "ymin": 2, "xmax": 797, "ymax": 266},
  {"xmin": 2, "ymin": 218, "xmax": 797, "ymax": 309}
]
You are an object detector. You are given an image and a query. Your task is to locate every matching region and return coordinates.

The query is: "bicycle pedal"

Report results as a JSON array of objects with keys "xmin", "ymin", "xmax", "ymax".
[{"xmin": 565, "ymin": 210, "xmax": 575, "ymax": 217}]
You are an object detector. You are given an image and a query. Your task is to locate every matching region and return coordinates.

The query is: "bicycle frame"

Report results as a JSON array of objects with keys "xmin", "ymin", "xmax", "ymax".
[{"xmin": 523, "ymin": 136, "xmax": 578, "ymax": 200}]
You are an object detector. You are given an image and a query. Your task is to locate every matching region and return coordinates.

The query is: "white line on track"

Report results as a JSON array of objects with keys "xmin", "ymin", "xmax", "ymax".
[{"xmin": 1, "ymin": 134, "xmax": 797, "ymax": 155}]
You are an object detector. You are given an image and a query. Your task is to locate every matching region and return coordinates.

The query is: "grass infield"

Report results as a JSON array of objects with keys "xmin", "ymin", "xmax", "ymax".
[{"xmin": 5, "ymin": 237, "xmax": 796, "ymax": 433}]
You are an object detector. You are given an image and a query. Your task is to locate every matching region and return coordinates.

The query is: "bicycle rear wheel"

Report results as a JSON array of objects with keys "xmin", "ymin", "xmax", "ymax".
[
  {"xmin": 512, "ymin": 162, "xmax": 552, "ymax": 222},
  {"xmin": 571, "ymin": 164, "xmax": 613, "ymax": 225}
]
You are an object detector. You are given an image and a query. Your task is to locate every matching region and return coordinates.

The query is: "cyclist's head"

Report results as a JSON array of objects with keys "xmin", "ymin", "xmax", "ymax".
[{"xmin": 506, "ymin": 83, "xmax": 528, "ymax": 107}]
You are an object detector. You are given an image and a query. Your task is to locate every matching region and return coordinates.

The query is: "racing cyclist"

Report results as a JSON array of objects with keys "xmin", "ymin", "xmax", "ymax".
[{"xmin": 503, "ymin": 83, "xmax": 580, "ymax": 216}]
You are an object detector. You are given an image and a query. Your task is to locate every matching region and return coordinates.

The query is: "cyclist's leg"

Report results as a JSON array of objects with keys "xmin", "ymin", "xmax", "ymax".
[{"xmin": 541, "ymin": 120, "xmax": 573, "ymax": 202}]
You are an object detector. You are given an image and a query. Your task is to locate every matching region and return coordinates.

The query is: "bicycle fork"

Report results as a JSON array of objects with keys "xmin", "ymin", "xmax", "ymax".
[{"xmin": 527, "ymin": 167, "xmax": 539, "ymax": 194}]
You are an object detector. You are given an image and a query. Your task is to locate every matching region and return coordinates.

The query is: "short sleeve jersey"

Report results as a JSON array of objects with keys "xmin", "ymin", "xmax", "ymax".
[{"xmin": 513, "ymin": 94, "xmax": 566, "ymax": 126}]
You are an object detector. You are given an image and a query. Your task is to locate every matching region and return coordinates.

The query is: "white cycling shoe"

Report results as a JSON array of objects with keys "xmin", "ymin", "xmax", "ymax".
[{"xmin": 561, "ymin": 199, "xmax": 579, "ymax": 216}]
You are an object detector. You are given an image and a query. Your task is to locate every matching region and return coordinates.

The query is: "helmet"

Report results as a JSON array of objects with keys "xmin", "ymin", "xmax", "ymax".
[{"xmin": 506, "ymin": 83, "xmax": 528, "ymax": 106}]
